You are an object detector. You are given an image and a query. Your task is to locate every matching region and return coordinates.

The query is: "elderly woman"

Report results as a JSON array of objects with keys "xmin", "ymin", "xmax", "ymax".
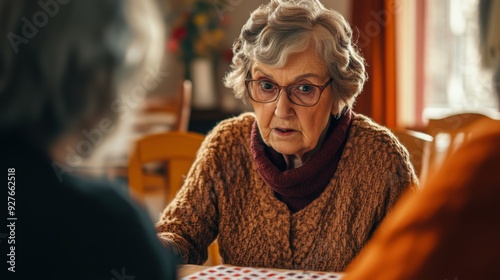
[
  {"xmin": 344, "ymin": 0, "xmax": 500, "ymax": 279},
  {"xmin": 0, "ymin": 0, "xmax": 177, "ymax": 279},
  {"xmin": 156, "ymin": 0, "xmax": 417, "ymax": 271}
]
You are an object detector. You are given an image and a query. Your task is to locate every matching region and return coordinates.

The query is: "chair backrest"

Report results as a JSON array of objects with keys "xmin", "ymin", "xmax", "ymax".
[
  {"xmin": 391, "ymin": 128, "xmax": 433, "ymax": 179},
  {"xmin": 128, "ymin": 131, "xmax": 222, "ymax": 265},
  {"xmin": 424, "ymin": 112, "xmax": 497, "ymax": 179},
  {"xmin": 128, "ymin": 131, "xmax": 205, "ymax": 203},
  {"xmin": 135, "ymin": 79, "xmax": 192, "ymax": 134}
]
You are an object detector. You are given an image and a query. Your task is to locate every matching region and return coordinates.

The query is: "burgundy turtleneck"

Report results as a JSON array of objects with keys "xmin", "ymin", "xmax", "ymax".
[{"xmin": 250, "ymin": 110, "xmax": 353, "ymax": 212}]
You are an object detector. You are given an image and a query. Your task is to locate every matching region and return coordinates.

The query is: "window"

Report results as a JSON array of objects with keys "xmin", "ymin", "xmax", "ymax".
[{"xmin": 424, "ymin": 0, "xmax": 498, "ymax": 119}]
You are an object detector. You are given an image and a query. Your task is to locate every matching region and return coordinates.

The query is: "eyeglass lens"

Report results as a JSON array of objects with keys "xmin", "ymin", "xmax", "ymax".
[{"xmin": 247, "ymin": 80, "xmax": 321, "ymax": 106}]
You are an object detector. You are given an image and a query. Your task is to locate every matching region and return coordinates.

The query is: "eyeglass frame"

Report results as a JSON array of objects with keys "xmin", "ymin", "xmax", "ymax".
[{"xmin": 244, "ymin": 77, "xmax": 334, "ymax": 107}]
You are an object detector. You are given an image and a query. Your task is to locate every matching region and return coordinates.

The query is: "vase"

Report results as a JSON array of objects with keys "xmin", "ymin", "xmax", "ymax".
[{"xmin": 190, "ymin": 58, "xmax": 218, "ymax": 110}]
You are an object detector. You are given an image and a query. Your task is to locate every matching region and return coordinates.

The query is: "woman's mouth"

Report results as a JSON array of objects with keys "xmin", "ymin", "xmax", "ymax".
[{"xmin": 274, "ymin": 128, "xmax": 297, "ymax": 136}]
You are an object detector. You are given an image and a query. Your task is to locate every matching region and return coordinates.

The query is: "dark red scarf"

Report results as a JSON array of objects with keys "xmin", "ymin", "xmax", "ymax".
[{"xmin": 250, "ymin": 110, "xmax": 353, "ymax": 212}]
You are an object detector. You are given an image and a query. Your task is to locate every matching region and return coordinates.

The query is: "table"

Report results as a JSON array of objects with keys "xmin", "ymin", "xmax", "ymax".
[{"xmin": 178, "ymin": 264, "xmax": 345, "ymax": 279}]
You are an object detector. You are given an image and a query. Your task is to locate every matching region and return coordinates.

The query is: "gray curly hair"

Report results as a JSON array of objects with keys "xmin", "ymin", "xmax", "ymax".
[{"xmin": 224, "ymin": 0, "xmax": 367, "ymax": 111}]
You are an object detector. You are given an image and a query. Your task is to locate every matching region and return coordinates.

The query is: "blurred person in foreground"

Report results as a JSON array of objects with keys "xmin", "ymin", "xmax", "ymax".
[
  {"xmin": 344, "ymin": 0, "xmax": 500, "ymax": 279},
  {"xmin": 156, "ymin": 0, "xmax": 417, "ymax": 271},
  {"xmin": 0, "ymin": 0, "xmax": 177, "ymax": 279}
]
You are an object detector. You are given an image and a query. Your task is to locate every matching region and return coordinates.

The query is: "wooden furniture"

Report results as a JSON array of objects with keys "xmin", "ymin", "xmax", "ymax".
[
  {"xmin": 128, "ymin": 80, "xmax": 195, "ymax": 209},
  {"xmin": 134, "ymin": 79, "xmax": 193, "ymax": 135},
  {"xmin": 424, "ymin": 112, "xmax": 498, "ymax": 180},
  {"xmin": 127, "ymin": 131, "xmax": 221, "ymax": 266},
  {"xmin": 391, "ymin": 128, "xmax": 433, "ymax": 179},
  {"xmin": 128, "ymin": 131, "xmax": 205, "ymax": 202},
  {"xmin": 189, "ymin": 109, "xmax": 242, "ymax": 134}
]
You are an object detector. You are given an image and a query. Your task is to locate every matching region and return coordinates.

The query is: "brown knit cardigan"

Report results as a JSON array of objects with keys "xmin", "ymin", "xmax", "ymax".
[{"xmin": 156, "ymin": 112, "xmax": 418, "ymax": 272}]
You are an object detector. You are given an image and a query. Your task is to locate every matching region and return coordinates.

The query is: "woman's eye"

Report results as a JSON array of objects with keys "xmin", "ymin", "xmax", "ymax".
[
  {"xmin": 297, "ymin": 85, "xmax": 314, "ymax": 93},
  {"xmin": 259, "ymin": 82, "xmax": 276, "ymax": 91}
]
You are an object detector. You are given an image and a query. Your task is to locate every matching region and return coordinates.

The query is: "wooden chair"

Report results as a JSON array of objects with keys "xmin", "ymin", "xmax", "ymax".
[
  {"xmin": 391, "ymin": 128, "xmax": 433, "ymax": 179},
  {"xmin": 128, "ymin": 131, "xmax": 221, "ymax": 265},
  {"xmin": 424, "ymin": 112, "xmax": 497, "ymax": 180},
  {"xmin": 128, "ymin": 131, "xmax": 204, "ymax": 203},
  {"xmin": 133, "ymin": 79, "xmax": 193, "ymax": 134}
]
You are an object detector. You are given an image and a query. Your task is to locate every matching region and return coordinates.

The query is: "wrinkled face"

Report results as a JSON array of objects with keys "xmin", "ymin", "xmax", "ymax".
[{"xmin": 249, "ymin": 46, "xmax": 339, "ymax": 162}]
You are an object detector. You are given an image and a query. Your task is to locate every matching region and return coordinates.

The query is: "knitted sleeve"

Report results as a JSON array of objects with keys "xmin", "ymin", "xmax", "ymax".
[
  {"xmin": 155, "ymin": 113, "xmax": 255, "ymax": 265},
  {"xmin": 155, "ymin": 123, "xmax": 225, "ymax": 264}
]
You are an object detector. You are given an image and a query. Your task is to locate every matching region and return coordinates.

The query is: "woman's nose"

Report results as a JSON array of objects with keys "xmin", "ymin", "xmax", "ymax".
[{"xmin": 274, "ymin": 89, "xmax": 295, "ymax": 118}]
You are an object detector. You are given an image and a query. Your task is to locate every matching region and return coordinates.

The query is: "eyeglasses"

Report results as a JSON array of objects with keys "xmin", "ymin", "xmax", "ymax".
[{"xmin": 244, "ymin": 77, "xmax": 333, "ymax": 107}]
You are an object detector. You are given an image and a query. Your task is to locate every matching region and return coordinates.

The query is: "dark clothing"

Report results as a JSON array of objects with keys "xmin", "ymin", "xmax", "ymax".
[{"xmin": 0, "ymin": 134, "xmax": 177, "ymax": 279}]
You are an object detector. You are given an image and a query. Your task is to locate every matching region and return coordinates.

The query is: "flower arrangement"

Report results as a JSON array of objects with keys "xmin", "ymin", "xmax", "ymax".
[{"xmin": 167, "ymin": 0, "xmax": 227, "ymax": 67}]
